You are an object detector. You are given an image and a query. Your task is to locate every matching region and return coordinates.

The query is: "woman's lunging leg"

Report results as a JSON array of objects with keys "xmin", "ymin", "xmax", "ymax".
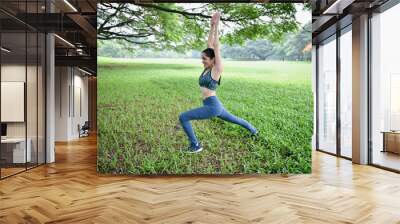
[
  {"xmin": 217, "ymin": 108, "xmax": 257, "ymax": 133},
  {"xmin": 179, "ymin": 105, "xmax": 219, "ymax": 146}
]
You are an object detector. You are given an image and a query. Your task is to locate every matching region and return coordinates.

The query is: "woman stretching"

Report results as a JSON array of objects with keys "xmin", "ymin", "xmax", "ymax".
[{"xmin": 178, "ymin": 12, "xmax": 258, "ymax": 153}]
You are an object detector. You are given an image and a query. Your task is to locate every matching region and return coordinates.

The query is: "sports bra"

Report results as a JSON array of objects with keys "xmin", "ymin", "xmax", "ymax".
[{"xmin": 198, "ymin": 68, "xmax": 221, "ymax": 90}]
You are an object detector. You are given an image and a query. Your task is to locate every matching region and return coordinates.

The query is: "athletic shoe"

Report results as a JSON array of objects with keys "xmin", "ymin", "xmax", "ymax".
[
  {"xmin": 249, "ymin": 130, "xmax": 259, "ymax": 139},
  {"xmin": 249, "ymin": 130, "xmax": 268, "ymax": 145},
  {"xmin": 188, "ymin": 142, "xmax": 203, "ymax": 153}
]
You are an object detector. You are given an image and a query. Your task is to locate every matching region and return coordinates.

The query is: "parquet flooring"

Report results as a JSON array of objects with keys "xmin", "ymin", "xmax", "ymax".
[{"xmin": 1, "ymin": 134, "xmax": 400, "ymax": 223}]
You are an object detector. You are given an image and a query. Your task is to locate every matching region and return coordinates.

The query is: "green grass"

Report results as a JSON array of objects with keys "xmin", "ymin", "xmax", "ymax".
[{"xmin": 97, "ymin": 57, "xmax": 313, "ymax": 174}]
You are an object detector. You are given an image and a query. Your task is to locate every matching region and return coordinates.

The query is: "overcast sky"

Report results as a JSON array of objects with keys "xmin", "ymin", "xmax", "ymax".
[{"xmin": 295, "ymin": 4, "xmax": 311, "ymax": 25}]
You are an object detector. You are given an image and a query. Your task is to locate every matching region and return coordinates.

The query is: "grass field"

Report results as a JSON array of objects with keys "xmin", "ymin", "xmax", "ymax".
[{"xmin": 97, "ymin": 57, "xmax": 313, "ymax": 174}]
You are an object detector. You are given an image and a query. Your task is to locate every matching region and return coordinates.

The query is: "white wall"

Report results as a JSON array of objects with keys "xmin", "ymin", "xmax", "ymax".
[
  {"xmin": 55, "ymin": 66, "xmax": 89, "ymax": 141},
  {"xmin": 70, "ymin": 70, "xmax": 89, "ymax": 139},
  {"xmin": 1, "ymin": 63, "xmax": 46, "ymax": 164},
  {"xmin": 1, "ymin": 65, "xmax": 39, "ymax": 138},
  {"xmin": 55, "ymin": 66, "xmax": 70, "ymax": 141},
  {"xmin": 1, "ymin": 65, "xmax": 26, "ymax": 137}
]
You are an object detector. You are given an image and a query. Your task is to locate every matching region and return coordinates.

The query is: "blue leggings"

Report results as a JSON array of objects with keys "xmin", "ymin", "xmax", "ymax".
[{"xmin": 179, "ymin": 96, "xmax": 257, "ymax": 147}]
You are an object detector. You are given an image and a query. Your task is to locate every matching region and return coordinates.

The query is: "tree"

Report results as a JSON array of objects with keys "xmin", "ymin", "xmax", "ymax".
[
  {"xmin": 98, "ymin": 3, "xmax": 302, "ymax": 52},
  {"xmin": 246, "ymin": 40, "xmax": 276, "ymax": 60},
  {"xmin": 222, "ymin": 40, "xmax": 276, "ymax": 60},
  {"xmin": 220, "ymin": 21, "xmax": 311, "ymax": 61},
  {"xmin": 280, "ymin": 21, "xmax": 311, "ymax": 61}
]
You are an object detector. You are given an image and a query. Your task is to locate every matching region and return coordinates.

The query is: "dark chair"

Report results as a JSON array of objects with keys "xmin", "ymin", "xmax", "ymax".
[{"xmin": 78, "ymin": 121, "xmax": 90, "ymax": 138}]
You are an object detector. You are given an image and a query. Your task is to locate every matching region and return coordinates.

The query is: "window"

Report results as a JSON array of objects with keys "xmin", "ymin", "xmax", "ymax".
[
  {"xmin": 0, "ymin": 1, "xmax": 47, "ymax": 179},
  {"xmin": 340, "ymin": 27, "xmax": 352, "ymax": 158},
  {"xmin": 318, "ymin": 35, "xmax": 337, "ymax": 154},
  {"xmin": 370, "ymin": 3, "xmax": 400, "ymax": 171}
]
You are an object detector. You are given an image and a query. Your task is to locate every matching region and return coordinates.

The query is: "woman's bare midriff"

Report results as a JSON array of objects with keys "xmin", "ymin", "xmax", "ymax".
[{"xmin": 200, "ymin": 87, "xmax": 216, "ymax": 99}]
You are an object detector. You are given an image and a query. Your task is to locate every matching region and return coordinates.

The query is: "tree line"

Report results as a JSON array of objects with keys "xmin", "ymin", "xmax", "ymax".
[{"xmin": 99, "ymin": 21, "xmax": 311, "ymax": 61}]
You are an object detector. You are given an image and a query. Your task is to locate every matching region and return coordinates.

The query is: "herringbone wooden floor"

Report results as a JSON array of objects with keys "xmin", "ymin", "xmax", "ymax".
[{"xmin": 1, "ymin": 134, "xmax": 400, "ymax": 224}]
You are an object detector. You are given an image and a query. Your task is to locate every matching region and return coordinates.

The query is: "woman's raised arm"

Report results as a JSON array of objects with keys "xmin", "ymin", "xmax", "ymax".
[
  {"xmin": 207, "ymin": 13, "xmax": 218, "ymax": 48},
  {"xmin": 210, "ymin": 12, "xmax": 223, "ymax": 79},
  {"xmin": 207, "ymin": 24, "xmax": 214, "ymax": 48}
]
